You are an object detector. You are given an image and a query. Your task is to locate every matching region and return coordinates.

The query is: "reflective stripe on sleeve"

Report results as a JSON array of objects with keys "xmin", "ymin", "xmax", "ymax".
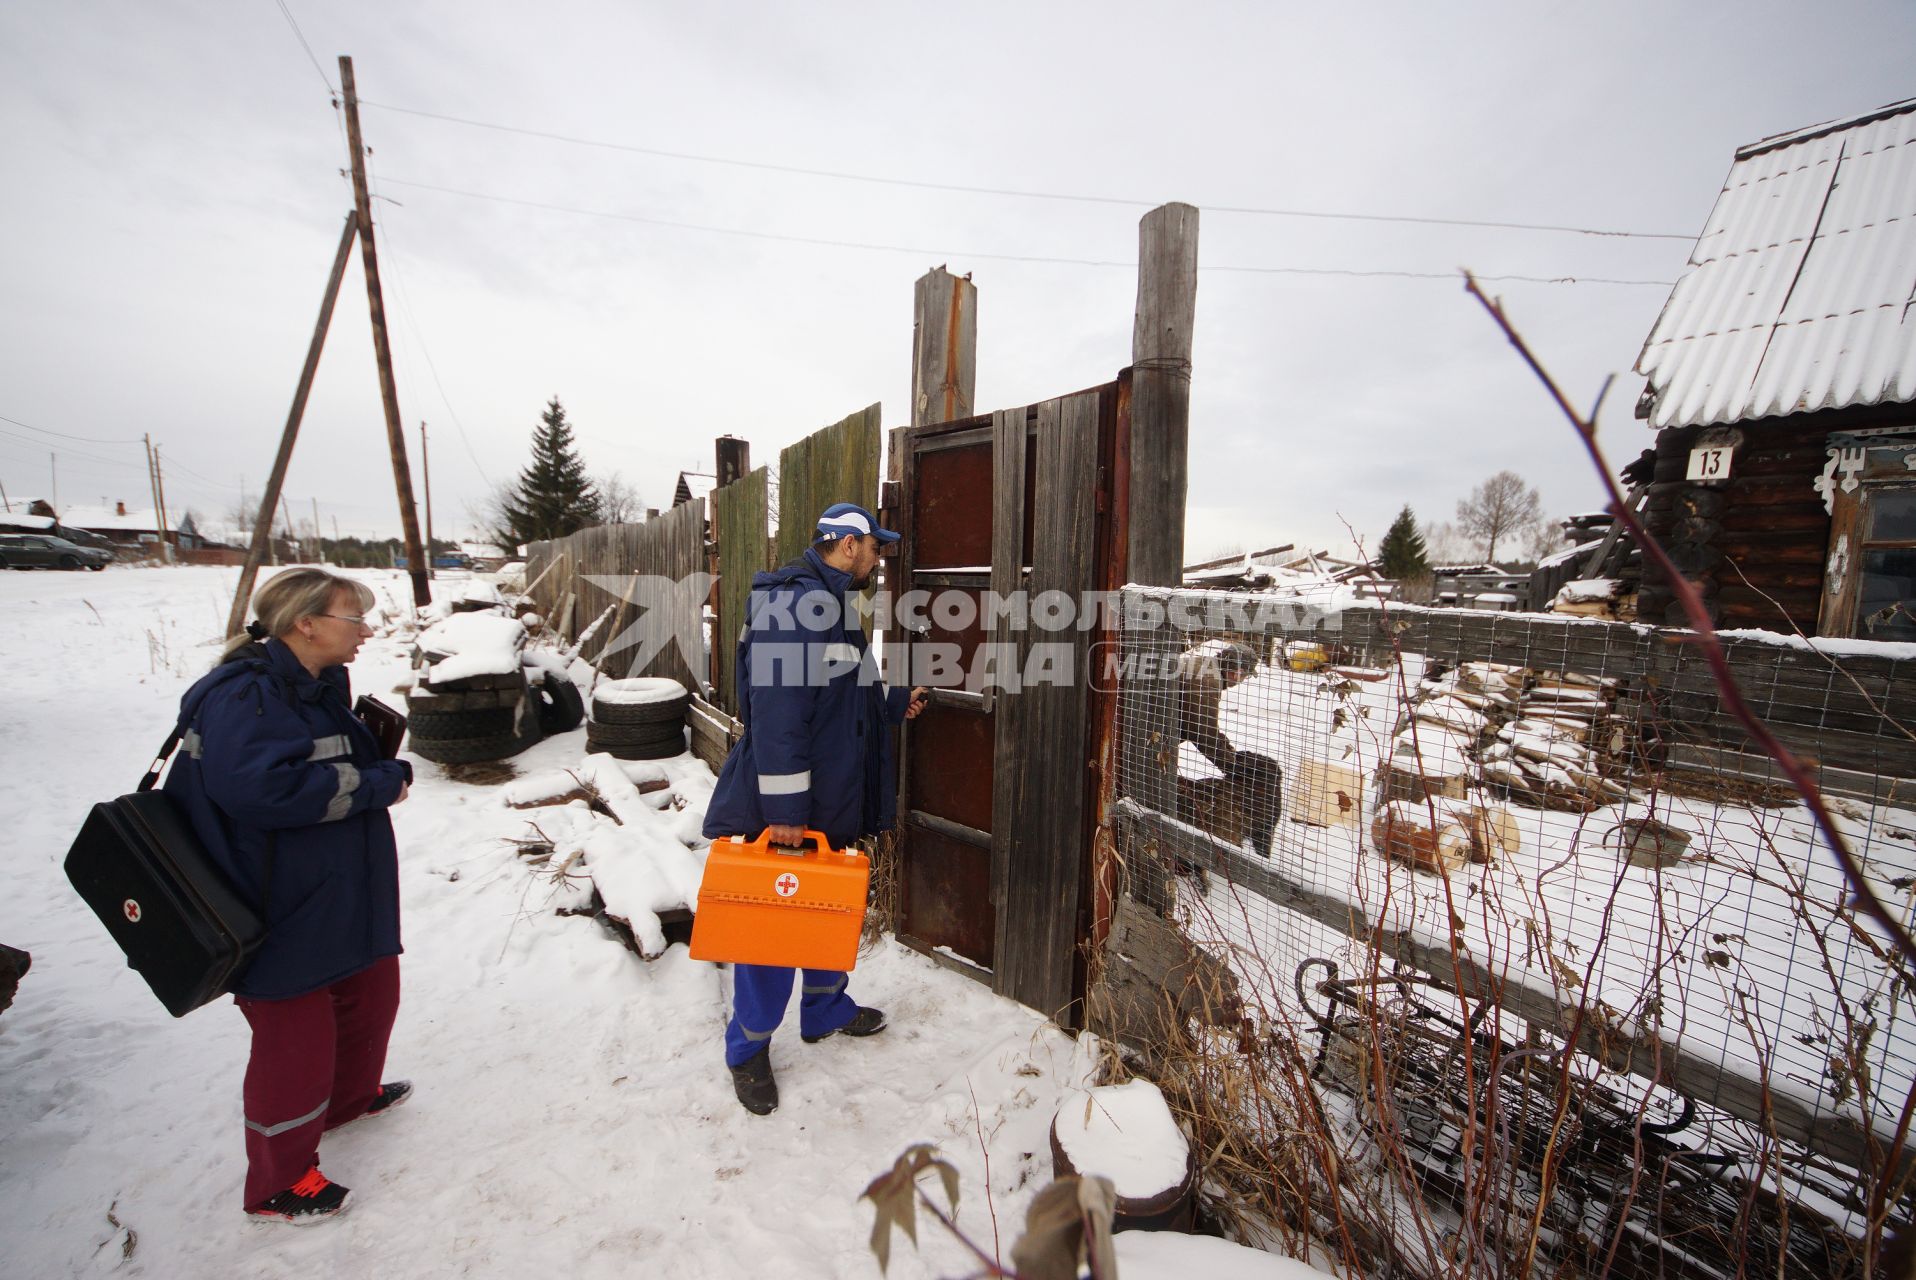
[
  {"xmin": 322, "ymin": 763, "xmax": 360, "ymax": 821},
  {"xmin": 759, "ymin": 770, "xmax": 811, "ymax": 796},
  {"xmin": 306, "ymin": 734, "xmax": 352, "ymax": 762}
]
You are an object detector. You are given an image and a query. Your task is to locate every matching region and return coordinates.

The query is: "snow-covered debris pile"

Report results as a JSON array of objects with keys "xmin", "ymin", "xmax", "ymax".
[
  {"xmin": 450, "ymin": 579, "xmax": 505, "ymax": 612},
  {"xmin": 417, "ymin": 612, "xmax": 527, "ymax": 684},
  {"xmin": 501, "ymin": 755, "xmax": 711, "ymax": 957}
]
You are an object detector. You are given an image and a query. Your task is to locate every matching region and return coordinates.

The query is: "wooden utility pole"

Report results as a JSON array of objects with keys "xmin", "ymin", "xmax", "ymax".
[
  {"xmin": 143, "ymin": 435, "xmax": 170, "ymax": 564},
  {"xmin": 1127, "ymin": 203, "xmax": 1198, "ymax": 589},
  {"xmin": 338, "ymin": 55, "xmax": 430, "ymax": 607},
  {"xmin": 225, "ymin": 212, "xmax": 358, "ymax": 638},
  {"xmin": 911, "ymin": 266, "xmax": 977, "ymax": 427},
  {"xmin": 153, "ymin": 444, "xmax": 174, "ymax": 564},
  {"xmin": 420, "ymin": 420, "xmax": 434, "ymax": 579},
  {"xmin": 311, "ymin": 497, "xmax": 323, "ymax": 562},
  {"xmin": 281, "ymin": 495, "xmax": 297, "ymax": 561}
]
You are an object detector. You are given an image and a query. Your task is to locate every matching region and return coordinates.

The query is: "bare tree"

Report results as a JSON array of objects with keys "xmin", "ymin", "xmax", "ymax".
[
  {"xmin": 1420, "ymin": 518, "xmax": 1475, "ymax": 566},
  {"xmin": 1455, "ymin": 469, "xmax": 1543, "ymax": 563},
  {"xmin": 596, "ymin": 471, "xmax": 645, "ymax": 524}
]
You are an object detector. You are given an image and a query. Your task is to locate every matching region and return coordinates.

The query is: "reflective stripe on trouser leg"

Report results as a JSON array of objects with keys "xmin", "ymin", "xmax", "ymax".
[
  {"xmin": 726, "ymin": 963, "xmax": 796, "ymax": 1067},
  {"xmin": 237, "ymin": 984, "xmax": 340, "ymax": 1209},
  {"xmin": 796, "ymin": 967, "xmax": 857, "ymax": 1040}
]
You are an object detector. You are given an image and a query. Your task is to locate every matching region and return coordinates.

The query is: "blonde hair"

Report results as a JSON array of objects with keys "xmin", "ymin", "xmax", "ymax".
[{"xmin": 219, "ymin": 568, "xmax": 376, "ymax": 664}]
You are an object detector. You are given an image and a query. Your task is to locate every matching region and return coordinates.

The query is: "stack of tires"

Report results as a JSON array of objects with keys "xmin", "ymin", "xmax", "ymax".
[
  {"xmin": 406, "ymin": 668, "xmax": 585, "ymax": 764},
  {"xmin": 586, "ymin": 677, "xmax": 690, "ymax": 760}
]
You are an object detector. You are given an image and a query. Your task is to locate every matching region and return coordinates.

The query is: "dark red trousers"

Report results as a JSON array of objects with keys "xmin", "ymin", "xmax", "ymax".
[{"xmin": 235, "ymin": 955, "xmax": 400, "ymax": 1208}]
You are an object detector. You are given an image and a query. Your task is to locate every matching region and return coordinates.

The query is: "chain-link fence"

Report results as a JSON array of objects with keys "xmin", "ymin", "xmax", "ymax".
[{"xmin": 1102, "ymin": 586, "xmax": 1916, "ymax": 1278}]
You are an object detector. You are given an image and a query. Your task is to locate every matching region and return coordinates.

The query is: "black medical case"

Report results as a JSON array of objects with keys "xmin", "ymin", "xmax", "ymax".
[{"xmin": 63, "ymin": 730, "xmax": 266, "ymax": 1017}]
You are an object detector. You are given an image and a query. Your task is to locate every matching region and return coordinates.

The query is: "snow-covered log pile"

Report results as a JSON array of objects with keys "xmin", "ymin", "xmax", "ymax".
[
  {"xmin": 1381, "ymin": 662, "xmax": 1629, "ymax": 814},
  {"xmin": 1479, "ymin": 672, "xmax": 1628, "ymax": 811}
]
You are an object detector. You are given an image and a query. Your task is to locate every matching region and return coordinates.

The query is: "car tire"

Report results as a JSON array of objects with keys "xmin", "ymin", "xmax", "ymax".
[
  {"xmin": 585, "ymin": 730, "xmax": 685, "ymax": 761},
  {"xmin": 88, "ymin": 562, "xmax": 106, "ymax": 571},
  {"xmin": 535, "ymin": 678, "xmax": 586, "ymax": 734},
  {"xmin": 411, "ymin": 723, "xmax": 540, "ymax": 765},
  {"xmin": 582, "ymin": 716, "xmax": 685, "ymax": 747},
  {"xmin": 408, "ymin": 706, "xmax": 520, "ymax": 741},
  {"xmin": 589, "ymin": 693, "xmax": 692, "ymax": 726}
]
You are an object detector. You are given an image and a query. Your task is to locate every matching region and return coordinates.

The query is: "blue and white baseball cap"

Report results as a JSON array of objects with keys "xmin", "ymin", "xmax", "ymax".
[{"xmin": 816, "ymin": 501, "xmax": 901, "ymax": 544}]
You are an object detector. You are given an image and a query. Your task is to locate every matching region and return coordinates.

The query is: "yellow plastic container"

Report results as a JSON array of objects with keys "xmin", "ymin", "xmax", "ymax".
[{"xmin": 689, "ymin": 829, "xmax": 869, "ymax": 970}]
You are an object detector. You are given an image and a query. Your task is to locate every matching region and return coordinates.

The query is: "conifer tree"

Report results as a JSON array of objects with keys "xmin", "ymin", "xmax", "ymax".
[
  {"xmin": 1376, "ymin": 504, "xmax": 1431, "ymax": 579},
  {"xmin": 502, "ymin": 397, "xmax": 601, "ymax": 544}
]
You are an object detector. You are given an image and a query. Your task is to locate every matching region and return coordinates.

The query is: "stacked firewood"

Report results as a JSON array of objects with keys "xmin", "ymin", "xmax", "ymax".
[
  {"xmin": 1382, "ymin": 662, "xmax": 1628, "ymax": 814},
  {"xmin": 1479, "ymin": 673, "xmax": 1629, "ymax": 810}
]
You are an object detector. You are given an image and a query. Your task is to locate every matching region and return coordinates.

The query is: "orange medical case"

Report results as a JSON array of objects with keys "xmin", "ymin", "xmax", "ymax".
[{"xmin": 688, "ymin": 829, "xmax": 869, "ymax": 971}]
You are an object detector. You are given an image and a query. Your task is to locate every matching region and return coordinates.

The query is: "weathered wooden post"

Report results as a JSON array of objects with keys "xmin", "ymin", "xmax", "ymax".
[
  {"xmin": 715, "ymin": 436, "xmax": 751, "ymax": 489},
  {"xmin": 1123, "ymin": 204, "xmax": 1199, "ymax": 836},
  {"xmin": 911, "ymin": 267, "xmax": 977, "ymax": 428}
]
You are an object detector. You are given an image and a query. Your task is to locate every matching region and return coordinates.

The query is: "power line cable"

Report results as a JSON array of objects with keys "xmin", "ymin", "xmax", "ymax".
[
  {"xmin": 0, "ymin": 412, "xmax": 144, "ymax": 446},
  {"xmin": 373, "ymin": 175, "xmax": 1676, "ymax": 287},
  {"xmin": 270, "ymin": 0, "xmax": 336, "ymax": 96},
  {"xmin": 361, "ymin": 100, "xmax": 1694, "ymax": 242}
]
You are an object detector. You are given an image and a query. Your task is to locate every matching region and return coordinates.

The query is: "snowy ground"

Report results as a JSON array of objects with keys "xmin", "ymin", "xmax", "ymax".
[{"xmin": 0, "ymin": 566, "xmax": 1311, "ymax": 1279}]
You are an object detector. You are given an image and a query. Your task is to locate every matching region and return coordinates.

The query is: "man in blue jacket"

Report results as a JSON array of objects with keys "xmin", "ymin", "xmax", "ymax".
[{"xmin": 704, "ymin": 501, "xmax": 927, "ymax": 1114}]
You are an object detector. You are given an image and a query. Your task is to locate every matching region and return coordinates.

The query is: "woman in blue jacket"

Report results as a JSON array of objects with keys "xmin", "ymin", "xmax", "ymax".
[{"xmin": 167, "ymin": 568, "xmax": 413, "ymax": 1224}]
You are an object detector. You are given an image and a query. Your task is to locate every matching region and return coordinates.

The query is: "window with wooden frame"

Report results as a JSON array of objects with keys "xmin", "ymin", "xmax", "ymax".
[{"xmin": 1817, "ymin": 431, "xmax": 1916, "ymax": 641}]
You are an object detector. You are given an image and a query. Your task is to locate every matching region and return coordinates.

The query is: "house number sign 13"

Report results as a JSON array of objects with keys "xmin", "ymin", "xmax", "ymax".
[{"xmin": 1686, "ymin": 444, "xmax": 1733, "ymax": 481}]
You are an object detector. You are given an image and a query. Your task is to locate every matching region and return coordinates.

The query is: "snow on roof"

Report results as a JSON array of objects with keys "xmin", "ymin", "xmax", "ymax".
[
  {"xmin": 0, "ymin": 513, "xmax": 55, "ymax": 530},
  {"xmin": 58, "ymin": 503, "xmax": 169, "ymax": 532},
  {"xmin": 459, "ymin": 542, "xmax": 508, "ymax": 558},
  {"xmin": 1636, "ymin": 97, "xmax": 1916, "ymax": 429}
]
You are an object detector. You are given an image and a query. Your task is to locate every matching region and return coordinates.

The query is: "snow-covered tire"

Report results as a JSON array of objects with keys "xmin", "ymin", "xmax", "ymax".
[
  {"xmin": 535, "ymin": 678, "xmax": 586, "ymax": 734},
  {"xmin": 585, "ymin": 730, "xmax": 685, "ymax": 761},
  {"xmin": 412, "ymin": 724, "xmax": 539, "ymax": 765},
  {"xmin": 408, "ymin": 706, "xmax": 519, "ymax": 741}
]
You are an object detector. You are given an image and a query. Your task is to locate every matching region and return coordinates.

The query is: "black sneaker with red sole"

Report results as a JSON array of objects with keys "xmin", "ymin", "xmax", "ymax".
[{"xmin": 246, "ymin": 1166, "xmax": 351, "ymax": 1226}]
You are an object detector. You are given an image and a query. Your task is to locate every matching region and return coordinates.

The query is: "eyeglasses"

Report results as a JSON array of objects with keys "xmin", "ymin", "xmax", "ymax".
[{"xmin": 318, "ymin": 614, "xmax": 372, "ymax": 627}]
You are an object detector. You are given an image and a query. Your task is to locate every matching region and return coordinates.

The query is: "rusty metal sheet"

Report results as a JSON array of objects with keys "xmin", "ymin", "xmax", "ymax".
[
  {"xmin": 913, "ymin": 443, "xmax": 994, "ymax": 569},
  {"xmin": 907, "ymin": 702, "xmax": 994, "ymax": 834},
  {"xmin": 899, "ymin": 822, "xmax": 994, "ymax": 968}
]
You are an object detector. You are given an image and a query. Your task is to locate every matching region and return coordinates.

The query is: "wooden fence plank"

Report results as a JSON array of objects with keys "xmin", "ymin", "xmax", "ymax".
[
  {"xmin": 993, "ymin": 392, "xmax": 1100, "ymax": 1025},
  {"xmin": 987, "ymin": 405, "xmax": 1030, "ymax": 964},
  {"xmin": 712, "ymin": 467, "xmax": 771, "ymax": 716},
  {"xmin": 776, "ymin": 403, "xmax": 883, "ymax": 568}
]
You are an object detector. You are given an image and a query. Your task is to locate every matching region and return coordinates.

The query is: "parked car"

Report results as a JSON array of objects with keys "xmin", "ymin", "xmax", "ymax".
[
  {"xmin": 0, "ymin": 533, "xmax": 113, "ymax": 570},
  {"xmin": 53, "ymin": 525, "xmax": 117, "ymax": 554}
]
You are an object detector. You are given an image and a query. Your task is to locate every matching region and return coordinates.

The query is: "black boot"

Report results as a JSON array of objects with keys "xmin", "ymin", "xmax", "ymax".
[{"xmin": 729, "ymin": 1047, "xmax": 778, "ymax": 1115}]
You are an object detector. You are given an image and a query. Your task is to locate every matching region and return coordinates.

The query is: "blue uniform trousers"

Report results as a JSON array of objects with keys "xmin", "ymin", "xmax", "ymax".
[{"xmin": 725, "ymin": 963, "xmax": 858, "ymax": 1066}]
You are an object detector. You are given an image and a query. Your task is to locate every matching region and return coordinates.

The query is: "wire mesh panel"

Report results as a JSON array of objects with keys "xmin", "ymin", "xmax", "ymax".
[{"xmin": 1105, "ymin": 586, "xmax": 1916, "ymax": 1278}]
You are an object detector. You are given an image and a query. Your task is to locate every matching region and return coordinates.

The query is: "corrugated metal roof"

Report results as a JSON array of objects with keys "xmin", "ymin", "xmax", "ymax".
[{"xmin": 1635, "ymin": 97, "xmax": 1916, "ymax": 429}]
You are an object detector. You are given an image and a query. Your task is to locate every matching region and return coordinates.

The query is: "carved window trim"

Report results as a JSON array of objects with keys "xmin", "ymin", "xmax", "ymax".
[{"xmin": 1817, "ymin": 429, "xmax": 1916, "ymax": 638}]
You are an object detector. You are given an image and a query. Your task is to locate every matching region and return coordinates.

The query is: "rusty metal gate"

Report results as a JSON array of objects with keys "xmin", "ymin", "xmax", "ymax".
[{"xmin": 889, "ymin": 379, "xmax": 1127, "ymax": 1025}]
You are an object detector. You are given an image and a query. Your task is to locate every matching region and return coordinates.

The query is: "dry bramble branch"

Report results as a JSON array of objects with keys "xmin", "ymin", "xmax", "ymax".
[
  {"xmin": 1464, "ymin": 270, "xmax": 1916, "ymax": 1259},
  {"xmin": 1461, "ymin": 271, "xmax": 1916, "ymax": 977}
]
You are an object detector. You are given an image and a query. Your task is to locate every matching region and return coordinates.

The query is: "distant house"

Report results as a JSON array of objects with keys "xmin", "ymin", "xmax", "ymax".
[
  {"xmin": 1633, "ymin": 97, "xmax": 1916, "ymax": 639},
  {"xmin": 0, "ymin": 497, "xmax": 57, "ymax": 534},
  {"xmin": 674, "ymin": 471, "xmax": 717, "ymax": 508},
  {"xmin": 59, "ymin": 500, "xmax": 179, "ymax": 554}
]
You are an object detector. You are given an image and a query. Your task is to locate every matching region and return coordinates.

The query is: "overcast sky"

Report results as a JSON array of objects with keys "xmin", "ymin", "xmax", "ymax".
[{"xmin": 3, "ymin": 2, "xmax": 1911, "ymax": 561}]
